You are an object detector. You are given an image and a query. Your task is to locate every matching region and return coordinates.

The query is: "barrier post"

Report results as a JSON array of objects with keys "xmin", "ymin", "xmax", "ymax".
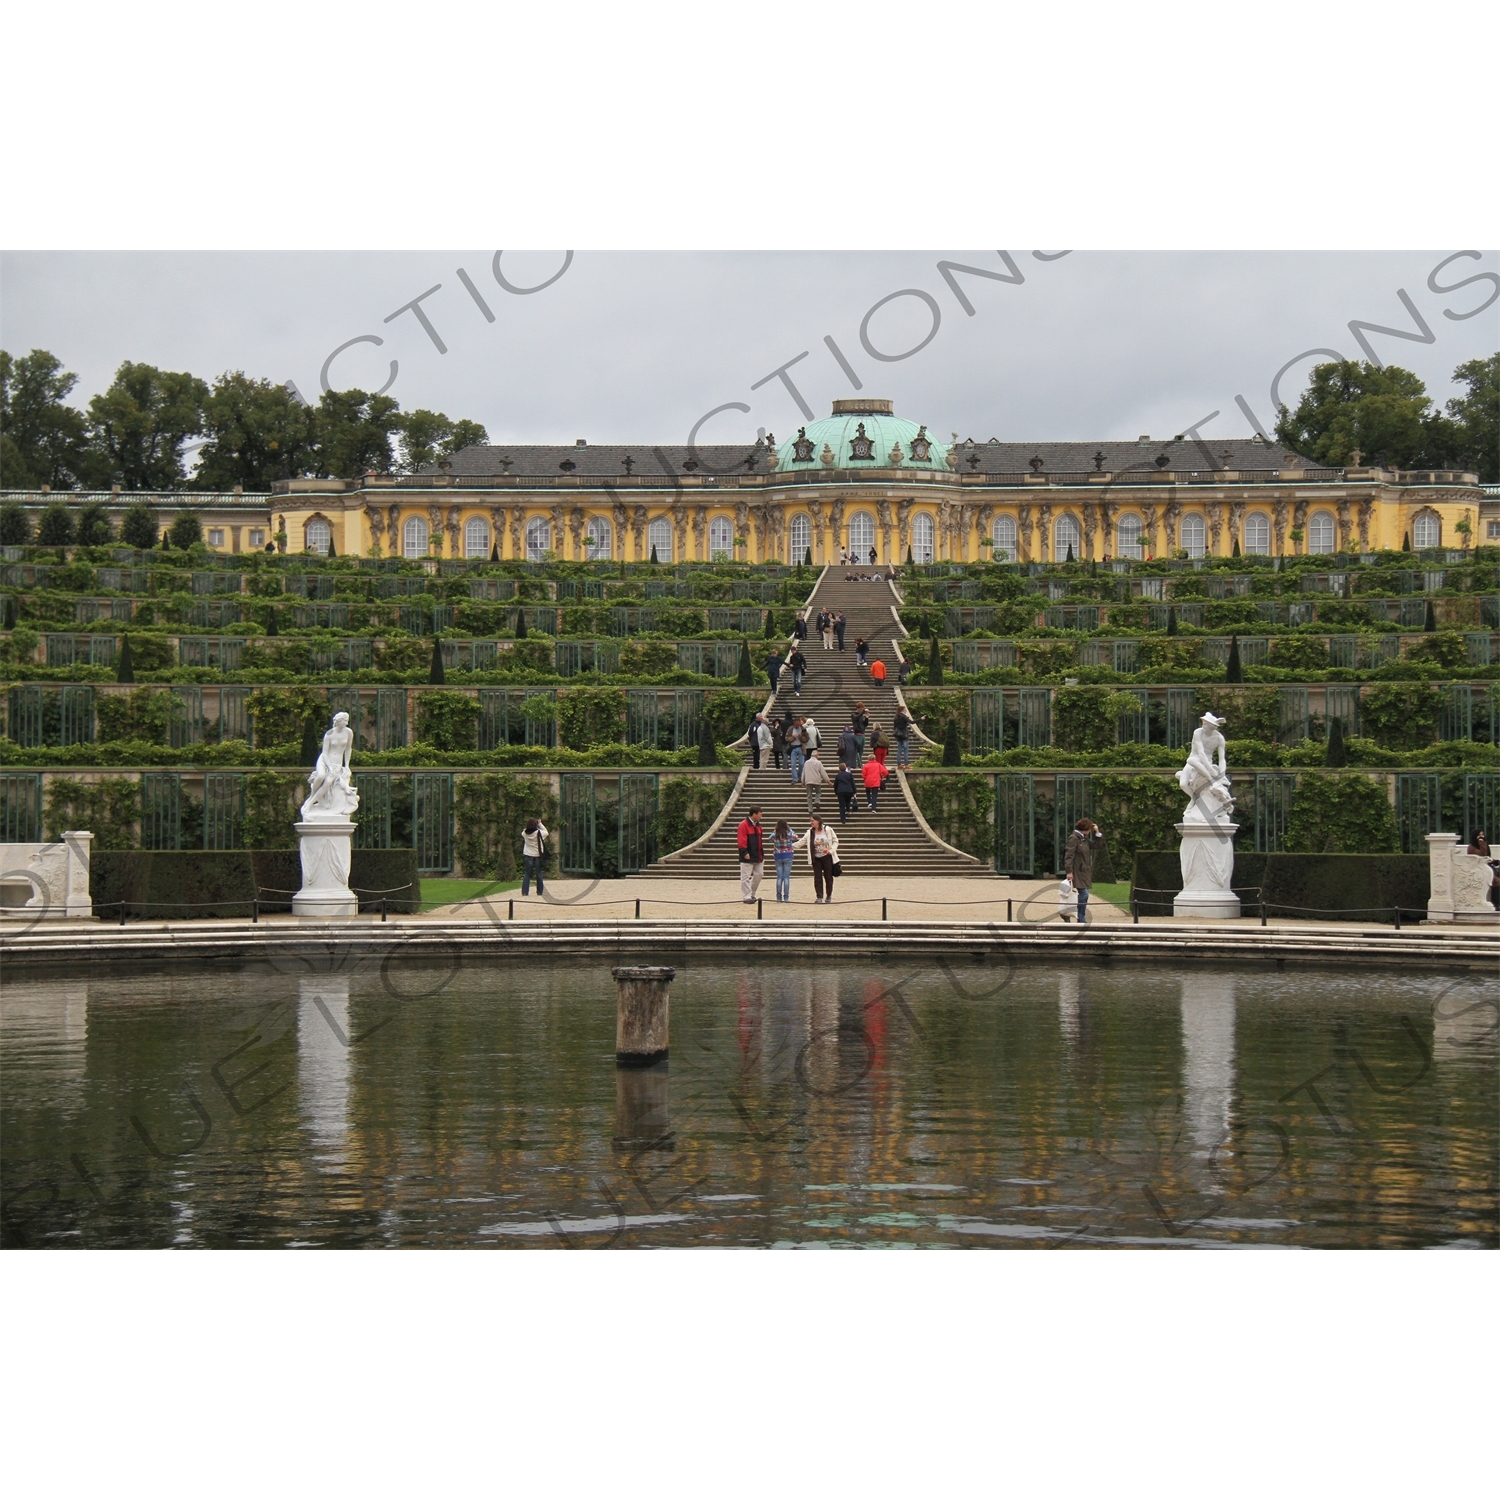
[
  {"xmin": 882, "ymin": 897, "xmax": 887, "ymax": 922},
  {"xmin": 1007, "ymin": 898, "xmax": 1013, "ymax": 923},
  {"xmin": 635, "ymin": 897, "xmax": 641, "ymax": 920},
  {"xmin": 251, "ymin": 898, "xmax": 258, "ymax": 925},
  {"xmin": 1394, "ymin": 905, "xmax": 1401, "ymax": 931},
  {"xmin": 1260, "ymin": 899, "xmax": 1267, "ymax": 927},
  {"xmin": 381, "ymin": 896, "xmax": 388, "ymax": 923},
  {"xmin": 1131, "ymin": 898, "xmax": 1138, "ymax": 925},
  {"xmin": 757, "ymin": 898, "xmax": 763, "ymax": 920},
  {"xmin": 509, "ymin": 898, "xmax": 514, "ymax": 920},
  {"xmin": 119, "ymin": 900, "xmax": 126, "ymax": 927}
]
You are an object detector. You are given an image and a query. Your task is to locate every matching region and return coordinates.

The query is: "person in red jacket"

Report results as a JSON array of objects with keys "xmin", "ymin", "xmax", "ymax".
[
  {"xmin": 861, "ymin": 756, "xmax": 888, "ymax": 812},
  {"xmin": 736, "ymin": 806, "xmax": 765, "ymax": 903}
]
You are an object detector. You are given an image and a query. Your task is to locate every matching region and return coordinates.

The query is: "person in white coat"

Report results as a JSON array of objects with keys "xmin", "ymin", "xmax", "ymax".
[{"xmin": 805, "ymin": 814, "xmax": 839, "ymax": 903}]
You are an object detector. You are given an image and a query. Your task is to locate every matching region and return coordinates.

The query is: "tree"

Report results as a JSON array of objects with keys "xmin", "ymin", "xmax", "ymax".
[
  {"xmin": 763, "ymin": 608, "xmax": 776, "ymax": 639},
  {"xmin": 0, "ymin": 501, "xmax": 32, "ymax": 546},
  {"xmin": 1424, "ymin": 599, "xmax": 1437, "ymax": 632},
  {"xmin": 115, "ymin": 635, "xmax": 135, "ymax": 683},
  {"xmin": 1440, "ymin": 353, "xmax": 1498, "ymax": 482},
  {"xmin": 804, "ymin": 547, "xmax": 812, "ymax": 566},
  {"xmin": 36, "ymin": 502, "xmax": 74, "ymax": 546},
  {"xmin": 905, "ymin": 546, "xmax": 914, "ymax": 565},
  {"xmin": 313, "ymin": 388, "xmax": 401, "ymax": 477},
  {"xmin": 194, "ymin": 373, "xmax": 317, "ymax": 490},
  {"xmin": 2, "ymin": 595, "xmax": 16, "ymax": 628},
  {"xmin": 119, "ymin": 501, "xmax": 158, "ymax": 549},
  {"xmin": 696, "ymin": 715, "xmax": 717, "ymax": 765},
  {"xmin": 1325, "ymin": 713, "xmax": 1347, "ymax": 767},
  {"xmin": 1225, "ymin": 634, "xmax": 1243, "ymax": 683},
  {"xmin": 942, "ymin": 720, "xmax": 961, "ymax": 766},
  {"xmin": 299, "ymin": 716, "xmax": 320, "ymax": 766},
  {"xmin": 75, "ymin": 501, "xmax": 113, "ymax": 546},
  {"xmin": 927, "ymin": 634, "xmax": 944, "ymax": 685},
  {"xmin": 396, "ymin": 409, "xmax": 488, "ymax": 473},
  {"xmin": 514, "ymin": 607, "xmax": 527, "ymax": 639},
  {"xmin": 87, "ymin": 361, "xmax": 208, "ymax": 489},
  {"xmin": 168, "ymin": 511, "xmax": 203, "ymax": 549},
  {"xmin": 1166, "ymin": 605, "xmax": 1178, "ymax": 636},
  {"xmin": 736, "ymin": 638, "xmax": 754, "ymax": 685},
  {"xmin": 649, "ymin": 544, "xmax": 659, "ymax": 563},
  {"xmin": 265, "ymin": 607, "xmax": 279, "ymax": 637},
  {"xmin": 429, "ymin": 637, "xmax": 446, "ymax": 684},
  {"xmin": 1274, "ymin": 359, "xmax": 1432, "ymax": 469},
  {"xmin": 0, "ymin": 349, "xmax": 92, "ymax": 488}
]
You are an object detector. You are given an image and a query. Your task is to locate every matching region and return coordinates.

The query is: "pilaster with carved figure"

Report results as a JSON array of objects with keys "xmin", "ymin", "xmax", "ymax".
[
  {"xmin": 1228, "ymin": 500, "xmax": 1245, "ymax": 555},
  {"xmin": 612, "ymin": 502, "xmax": 629, "ymax": 560},
  {"xmin": 508, "ymin": 506, "xmax": 525, "ymax": 560},
  {"xmin": 446, "ymin": 505, "xmax": 461, "ymax": 557},
  {"xmin": 568, "ymin": 507, "xmax": 586, "ymax": 560},
  {"xmin": 1357, "ymin": 498, "xmax": 1373, "ymax": 551},
  {"xmin": 488, "ymin": 505, "xmax": 506, "ymax": 558},
  {"xmin": 1017, "ymin": 504, "xmax": 1032, "ymax": 563},
  {"xmin": 1038, "ymin": 503, "xmax": 1053, "ymax": 564},
  {"xmin": 549, "ymin": 505, "xmax": 565, "ymax": 560},
  {"xmin": 1206, "ymin": 501, "xmax": 1223, "ymax": 556},
  {"xmin": 876, "ymin": 497, "xmax": 894, "ymax": 561},
  {"xmin": 1292, "ymin": 499, "xmax": 1310, "ymax": 554},
  {"xmin": 808, "ymin": 498, "xmax": 826, "ymax": 563},
  {"xmin": 1163, "ymin": 500, "xmax": 1181, "ymax": 552},
  {"xmin": 826, "ymin": 498, "xmax": 845, "ymax": 557},
  {"xmin": 1141, "ymin": 504, "xmax": 1158, "ymax": 558},
  {"xmin": 1081, "ymin": 503, "xmax": 1097, "ymax": 560},
  {"xmin": 365, "ymin": 506, "xmax": 385, "ymax": 556},
  {"xmin": 386, "ymin": 504, "xmax": 401, "ymax": 555},
  {"xmin": 630, "ymin": 505, "xmax": 648, "ymax": 561},
  {"xmin": 1273, "ymin": 497, "xmax": 1289, "ymax": 555},
  {"xmin": 1336, "ymin": 498, "xmax": 1352, "ymax": 551},
  {"xmin": 691, "ymin": 505, "xmax": 707, "ymax": 561},
  {"xmin": 426, "ymin": 505, "xmax": 443, "ymax": 557}
]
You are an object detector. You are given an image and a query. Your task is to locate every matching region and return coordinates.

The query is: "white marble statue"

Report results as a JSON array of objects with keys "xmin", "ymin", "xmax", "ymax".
[
  {"xmin": 300, "ymin": 713, "xmax": 360, "ymax": 822},
  {"xmin": 1176, "ymin": 712, "xmax": 1234, "ymax": 824}
]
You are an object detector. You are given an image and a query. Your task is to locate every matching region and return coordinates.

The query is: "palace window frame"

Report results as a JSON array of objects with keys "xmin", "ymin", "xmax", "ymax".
[
  {"xmin": 1243, "ymin": 512, "xmax": 1271, "ymax": 554},
  {"xmin": 708, "ymin": 516, "xmax": 733, "ymax": 560},
  {"xmin": 1054, "ymin": 512, "xmax": 1081, "ymax": 561},
  {"xmin": 525, "ymin": 517, "xmax": 552, "ymax": 562},
  {"xmin": 1180, "ymin": 512, "xmax": 1206, "ymax": 559},
  {"xmin": 1308, "ymin": 509, "xmax": 1336, "ymax": 554},
  {"xmin": 403, "ymin": 515, "xmax": 429, "ymax": 558},
  {"xmin": 1116, "ymin": 513, "xmax": 1143, "ymax": 559},
  {"xmin": 847, "ymin": 510, "xmax": 876, "ymax": 560},
  {"xmin": 464, "ymin": 517, "xmax": 490, "ymax": 558},
  {"xmin": 992, "ymin": 514, "xmax": 1017, "ymax": 563},
  {"xmin": 1412, "ymin": 511, "xmax": 1441, "ymax": 549},
  {"xmin": 305, "ymin": 517, "xmax": 332, "ymax": 555},
  {"xmin": 647, "ymin": 517, "xmax": 672, "ymax": 562},
  {"xmin": 912, "ymin": 512, "xmax": 935, "ymax": 564},
  {"xmin": 789, "ymin": 513, "xmax": 811, "ymax": 563},
  {"xmin": 586, "ymin": 516, "xmax": 613, "ymax": 559}
]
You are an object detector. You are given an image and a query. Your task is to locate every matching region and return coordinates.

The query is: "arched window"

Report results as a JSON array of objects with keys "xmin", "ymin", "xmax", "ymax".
[
  {"xmin": 464, "ymin": 517, "xmax": 490, "ymax": 558},
  {"xmin": 1243, "ymin": 513, "xmax": 1271, "ymax": 554},
  {"xmin": 402, "ymin": 515, "xmax": 429, "ymax": 558},
  {"xmin": 1412, "ymin": 511, "xmax": 1441, "ymax": 549},
  {"xmin": 647, "ymin": 517, "xmax": 672, "ymax": 562},
  {"xmin": 708, "ymin": 516, "xmax": 733, "ymax": 560},
  {"xmin": 847, "ymin": 510, "xmax": 875, "ymax": 560},
  {"xmin": 912, "ymin": 512, "xmax": 935, "ymax": 564},
  {"xmin": 305, "ymin": 518, "xmax": 332, "ymax": 555},
  {"xmin": 1054, "ymin": 512, "xmax": 1081, "ymax": 561},
  {"xmin": 525, "ymin": 516, "xmax": 552, "ymax": 561},
  {"xmin": 1116, "ymin": 514, "xmax": 1143, "ymax": 559},
  {"xmin": 1308, "ymin": 510, "xmax": 1336, "ymax": 554},
  {"xmin": 585, "ymin": 516, "xmax": 612, "ymax": 559},
  {"xmin": 789, "ymin": 513, "xmax": 811, "ymax": 562},
  {"xmin": 992, "ymin": 514, "xmax": 1017, "ymax": 562},
  {"xmin": 1180, "ymin": 513, "xmax": 1206, "ymax": 558}
]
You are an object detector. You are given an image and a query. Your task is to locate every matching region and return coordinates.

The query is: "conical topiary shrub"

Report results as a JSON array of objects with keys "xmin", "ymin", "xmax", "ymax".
[
  {"xmin": 429, "ymin": 637, "xmax": 446, "ymax": 684},
  {"xmin": 299, "ymin": 716, "xmax": 319, "ymax": 766},
  {"xmin": 764, "ymin": 609, "xmax": 776, "ymax": 638},
  {"xmin": 697, "ymin": 715, "xmax": 717, "ymax": 766},
  {"xmin": 266, "ymin": 608, "xmax": 279, "ymax": 637},
  {"xmin": 736, "ymin": 637, "xmax": 754, "ymax": 685},
  {"xmin": 649, "ymin": 544, "xmax": 658, "ymax": 563},
  {"xmin": 326, "ymin": 534, "xmax": 336, "ymax": 558},
  {"xmin": 1166, "ymin": 605, "xmax": 1178, "ymax": 637},
  {"xmin": 1232, "ymin": 538, "xmax": 1241, "ymax": 557},
  {"xmin": 515, "ymin": 608, "xmax": 527, "ymax": 638},
  {"xmin": 1424, "ymin": 600, "xmax": 1437, "ymax": 632},
  {"xmin": 490, "ymin": 542, "xmax": 499, "ymax": 562},
  {"xmin": 906, "ymin": 546, "xmax": 914, "ymax": 566},
  {"xmin": 942, "ymin": 719, "xmax": 961, "ymax": 766},
  {"xmin": 115, "ymin": 635, "xmax": 135, "ymax": 683},
  {"xmin": 1402, "ymin": 532, "xmax": 1411, "ymax": 552},
  {"xmin": 1225, "ymin": 634, "xmax": 1243, "ymax": 683},
  {"xmin": 1325, "ymin": 714, "xmax": 1348, "ymax": 767},
  {"xmin": 927, "ymin": 634, "xmax": 944, "ymax": 685},
  {"xmin": 805, "ymin": 547, "xmax": 813, "ymax": 566}
]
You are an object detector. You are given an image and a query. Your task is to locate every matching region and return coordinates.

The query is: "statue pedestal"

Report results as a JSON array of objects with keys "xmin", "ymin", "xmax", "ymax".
[
  {"xmin": 293, "ymin": 820, "xmax": 359, "ymax": 919},
  {"xmin": 1174, "ymin": 821, "xmax": 1241, "ymax": 919}
]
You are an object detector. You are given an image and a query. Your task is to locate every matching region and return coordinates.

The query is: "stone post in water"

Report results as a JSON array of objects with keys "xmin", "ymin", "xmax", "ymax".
[{"xmin": 611, "ymin": 965, "xmax": 673, "ymax": 1065}]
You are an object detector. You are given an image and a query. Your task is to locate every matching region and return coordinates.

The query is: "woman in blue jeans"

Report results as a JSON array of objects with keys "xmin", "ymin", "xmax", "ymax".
[
  {"xmin": 772, "ymin": 819, "xmax": 798, "ymax": 901},
  {"xmin": 522, "ymin": 816, "xmax": 548, "ymax": 895}
]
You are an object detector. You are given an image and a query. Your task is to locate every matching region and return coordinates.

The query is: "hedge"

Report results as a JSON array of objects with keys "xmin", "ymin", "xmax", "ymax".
[
  {"xmin": 1130, "ymin": 850, "xmax": 1428, "ymax": 920},
  {"xmin": 90, "ymin": 848, "xmax": 420, "ymax": 918}
]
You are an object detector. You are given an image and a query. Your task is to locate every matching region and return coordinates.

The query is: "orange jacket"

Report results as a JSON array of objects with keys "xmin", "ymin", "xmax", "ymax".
[{"xmin": 861, "ymin": 759, "xmax": 887, "ymax": 789}]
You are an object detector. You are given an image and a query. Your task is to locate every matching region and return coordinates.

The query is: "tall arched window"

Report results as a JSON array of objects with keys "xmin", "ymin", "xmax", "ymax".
[
  {"xmin": 789, "ymin": 513, "xmax": 811, "ymax": 562},
  {"xmin": 992, "ymin": 514, "xmax": 1017, "ymax": 562},
  {"xmin": 847, "ymin": 511, "xmax": 875, "ymax": 560},
  {"xmin": 1116, "ymin": 514, "xmax": 1143, "ymax": 559},
  {"xmin": 585, "ymin": 516, "xmax": 612, "ymax": 559},
  {"xmin": 912, "ymin": 513, "xmax": 935, "ymax": 564},
  {"xmin": 647, "ymin": 517, "xmax": 672, "ymax": 562},
  {"xmin": 464, "ymin": 517, "xmax": 490, "ymax": 557},
  {"xmin": 1412, "ymin": 511, "xmax": 1441, "ymax": 549},
  {"xmin": 708, "ymin": 516, "xmax": 733, "ymax": 559},
  {"xmin": 1244, "ymin": 513, "xmax": 1271, "ymax": 554},
  {"xmin": 1180, "ymin": 513, "xmax": 1206, "ymax": 558},
  {"xmin": 1054, "ymin": 513, "xmax": 1081, "ymax": 560},
  {"xmin": 1308, "ymin": 510, "xmax": 1336, "ymax": 554},
  {"xmin": 525, "ymin": 517, "xmax": 552, "ymax": 561},
  {"xmin": 305, "ymin": 518, "xmax": 332, "ymax": 555},
  {"xmin": 403, "ymin": 515, "xmax": 429, "ymax": 558}
]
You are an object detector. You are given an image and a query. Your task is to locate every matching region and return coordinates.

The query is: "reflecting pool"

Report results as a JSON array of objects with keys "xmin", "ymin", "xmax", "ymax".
[{"xmin": 2, "ymin": 960, "xmax": 1495, "ymax": 1248}]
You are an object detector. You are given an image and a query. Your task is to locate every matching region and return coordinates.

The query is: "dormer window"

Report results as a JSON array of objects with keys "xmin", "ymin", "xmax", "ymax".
[
  {"xmin": 682, "ymin": 457, "xmax": 699, "ymax": 472},
  {"xmin": 559, "ymin": 458, "xmax": 576, "ymax": 472},
  {"xmin": 848, "ymin": 421, "xmax": 875, "ymax": 461},
  {"xmin": 792, "ymin": 427, "xmax": 815, "ymax": 463},
  {"xmin": 909, "ymin": 425, "xmax": 932, "ymax": 462}
]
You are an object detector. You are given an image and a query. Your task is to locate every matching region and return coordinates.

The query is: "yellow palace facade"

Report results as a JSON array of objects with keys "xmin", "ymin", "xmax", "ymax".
[{"xmin": 260, "ymin": 399, "xmax": 1484, "ymax": 563}]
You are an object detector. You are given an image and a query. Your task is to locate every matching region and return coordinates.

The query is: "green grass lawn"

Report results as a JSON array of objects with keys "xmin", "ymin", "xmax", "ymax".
[
  {"xmin": 1089, "ymin": 881, "xmax": 1131, "ymax": 911},
  {"xmin": 419, "ymin": 877, "xmax": 521, "ymax": 910}
]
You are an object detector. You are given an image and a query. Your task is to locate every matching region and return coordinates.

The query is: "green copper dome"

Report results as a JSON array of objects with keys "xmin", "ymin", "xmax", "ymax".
[{"xmin": 774, "ymin": 400, "xmax": 950, "ymax": 472}]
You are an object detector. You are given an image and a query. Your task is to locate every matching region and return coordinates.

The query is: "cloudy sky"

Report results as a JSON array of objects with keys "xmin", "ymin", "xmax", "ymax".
[{"xmin": 3, "ymin": 250, "xmax": 1496, "ymax": 454}]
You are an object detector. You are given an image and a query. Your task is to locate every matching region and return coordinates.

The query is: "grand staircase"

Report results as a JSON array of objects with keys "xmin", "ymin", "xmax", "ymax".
[{"xmin": 638, "ymin": 570, "xmax": 997, "ymax": 880}]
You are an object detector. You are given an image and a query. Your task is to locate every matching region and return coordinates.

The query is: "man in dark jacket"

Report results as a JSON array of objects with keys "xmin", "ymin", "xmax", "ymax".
[
  {"xmin": 834, "ymin": 612, "xmax": 847, "ymax": 650},
  {"xmin": 833, "ymin": 763, "xmax": 858, "ymax": 822},
  {"xmin": 787, "ymin": 644, "xmax": 807, "ymax": 695},
  {"xmin": 837, "ymin": 724, "xmax": 863, "ymax": 768},
  {"xmin": 1063, "ymin": 817, "xmax": 1105, "ymax": 924},
  {"xmin": 766, "ymin": 649, "xmax": 784, "ymax": 693}
]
